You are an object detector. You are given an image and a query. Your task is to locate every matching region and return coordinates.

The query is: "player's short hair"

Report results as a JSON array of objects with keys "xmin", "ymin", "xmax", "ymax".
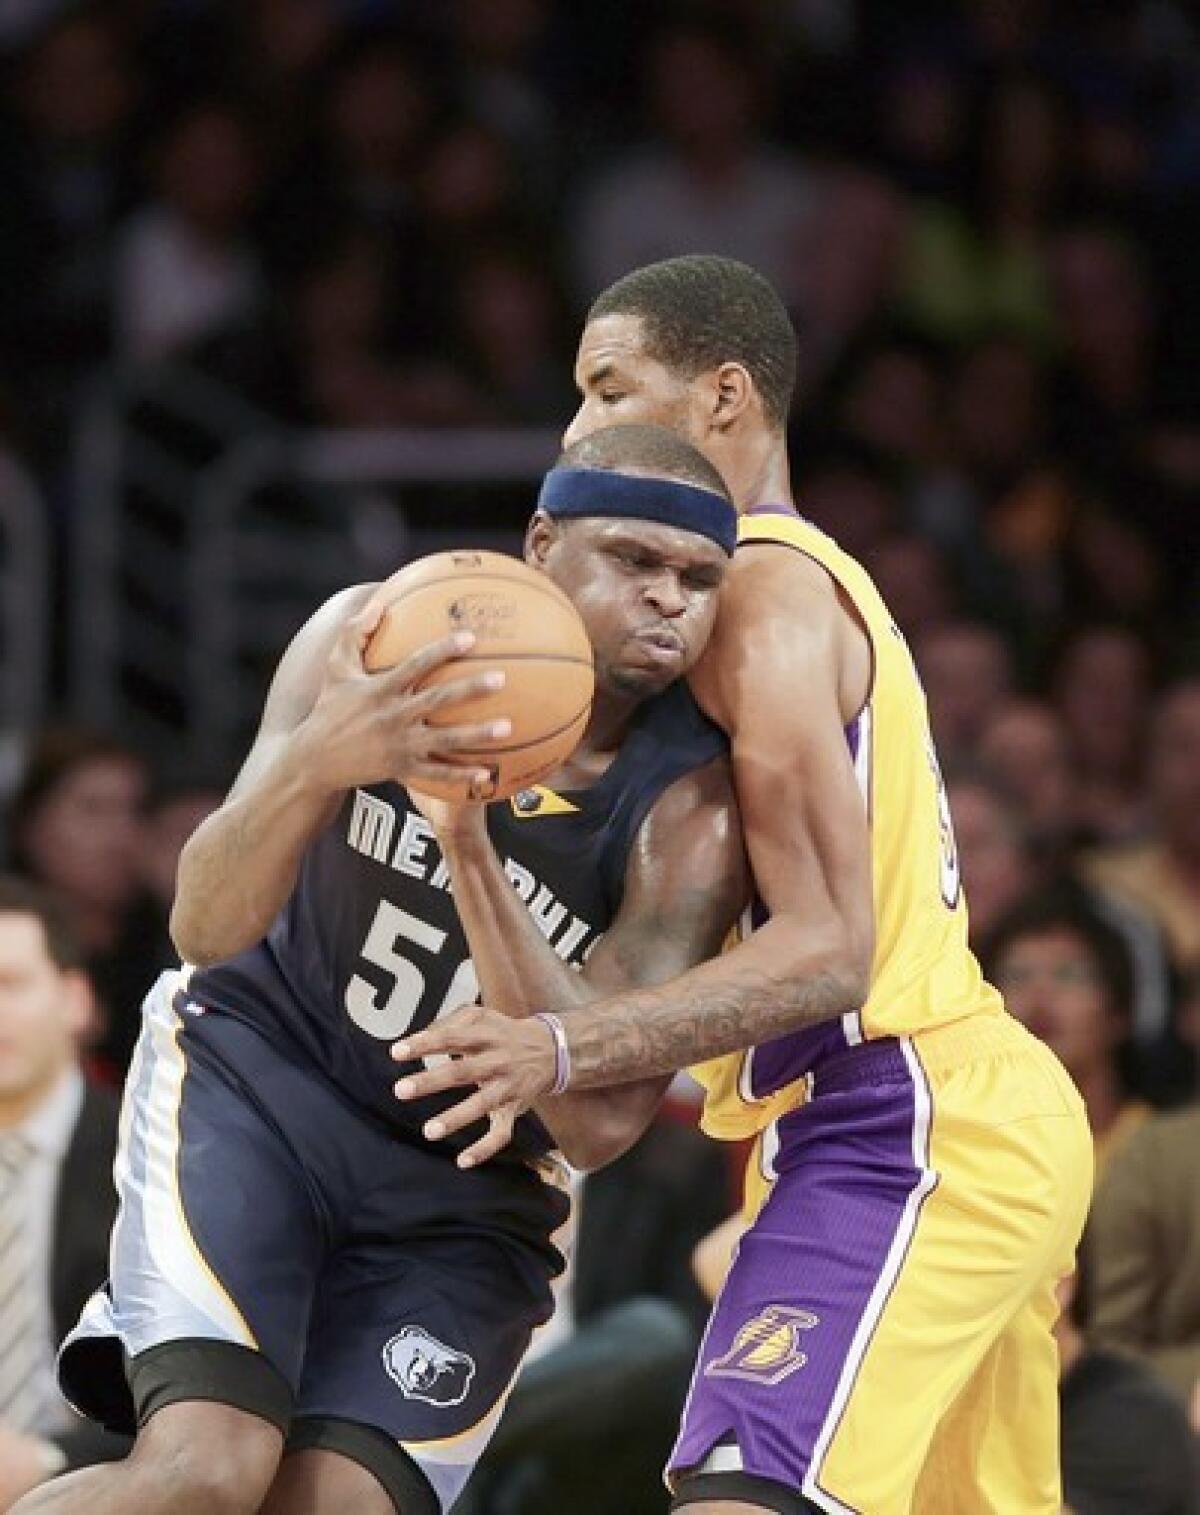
[
  {"xmin": 557, "ymin": 423, "xmax": 732, "ymax": 500},
  {"xmin": 588, "ymin": 256, "xmax": 798, "ymax": 429},
  {"xmin": 0, "ymin": 875, "xmax": 85, "ymax": 972}
]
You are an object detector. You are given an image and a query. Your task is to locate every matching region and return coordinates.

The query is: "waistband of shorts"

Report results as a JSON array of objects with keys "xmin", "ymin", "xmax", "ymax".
[{"xmin": 813, "ymin": 1013, "xmax": 1028, "ymax": 1095}]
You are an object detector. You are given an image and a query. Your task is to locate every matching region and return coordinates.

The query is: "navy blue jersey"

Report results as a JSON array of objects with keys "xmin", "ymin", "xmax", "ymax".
[{"xmin": 190, "ymin": 680, "xmax": 726, "ymax": 1163}]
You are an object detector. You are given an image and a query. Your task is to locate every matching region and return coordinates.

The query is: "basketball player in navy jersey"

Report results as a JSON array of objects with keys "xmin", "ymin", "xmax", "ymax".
[{"xmin": 16, "ymin": 424, "xmax": 749, "ymax": 1515}]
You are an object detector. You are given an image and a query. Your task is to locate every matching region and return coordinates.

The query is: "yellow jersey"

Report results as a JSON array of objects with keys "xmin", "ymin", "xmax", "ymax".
[{"xmin": 693, "ymin": 508, "xmax": 1003, "ymax": 1141}]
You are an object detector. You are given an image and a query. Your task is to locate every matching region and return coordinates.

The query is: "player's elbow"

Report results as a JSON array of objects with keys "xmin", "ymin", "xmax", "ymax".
[
  {"xmin": 553, "ymin": 1122, "xmax": 633, "ymax": 1173},
  {"xmin": 169, "ymin": 898, "xmax": 243, "ymax": 968},
  {"xmin": 546, "ymin": 1099, "xmax": 656, "ymax": 1173}
]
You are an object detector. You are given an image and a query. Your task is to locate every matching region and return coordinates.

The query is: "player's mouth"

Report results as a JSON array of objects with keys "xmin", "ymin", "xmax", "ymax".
[{"xmin": 629, "ymin": 628, "xmax": 687, "ymax": 666}]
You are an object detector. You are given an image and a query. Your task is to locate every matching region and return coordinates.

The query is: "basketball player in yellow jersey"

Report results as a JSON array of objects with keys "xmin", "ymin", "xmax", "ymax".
[{"xmin": 393, "ymin": 256, "xmax": 1094, "ymax": 1515}]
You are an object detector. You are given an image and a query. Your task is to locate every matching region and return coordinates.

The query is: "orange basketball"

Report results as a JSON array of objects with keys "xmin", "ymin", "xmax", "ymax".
[{"xmin": 362, "ymin": 549, "xmax": 595, "ymax": 801}]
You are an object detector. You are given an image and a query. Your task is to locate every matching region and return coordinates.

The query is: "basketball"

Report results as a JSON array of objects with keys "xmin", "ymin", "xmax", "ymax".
[{"xmin": 362, "ymin": 549, "xmax": 595, "ymax": 802}]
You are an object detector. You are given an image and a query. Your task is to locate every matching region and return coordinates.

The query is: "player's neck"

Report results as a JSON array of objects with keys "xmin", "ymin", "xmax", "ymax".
[
  {"xmin": 727, "ymin": 434, "xmax": 793, "ymax": 514},
  {"xmin": 580, "ymin": 689, "xmax": 641, "ymax": 755}
]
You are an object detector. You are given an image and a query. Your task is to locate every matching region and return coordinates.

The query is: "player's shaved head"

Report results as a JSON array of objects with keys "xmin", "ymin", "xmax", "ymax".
[
  {"xmin": 557, "ymin": 422, "xmax": 732, "ymax": 499},
  {"xmin": 588, "ymin": 256, "xmax": 798, "ymax": 429}
]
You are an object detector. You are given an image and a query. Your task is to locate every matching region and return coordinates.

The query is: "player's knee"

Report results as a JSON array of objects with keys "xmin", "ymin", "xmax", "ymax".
[{"xmin": 136, "ymin": 1402, "xmax": 284, "ymax": 1512}]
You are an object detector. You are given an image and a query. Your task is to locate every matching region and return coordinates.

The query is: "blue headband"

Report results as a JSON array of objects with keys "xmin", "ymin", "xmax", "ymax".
[{"xmin": 537, "ymin": 468, "xmax": 737, "ymax": 556}]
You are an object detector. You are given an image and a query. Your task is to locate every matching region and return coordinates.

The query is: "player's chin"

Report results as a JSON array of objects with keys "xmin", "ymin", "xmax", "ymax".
[{"xmin": 608, "ymin": 664, "xmax": 678, "ymax": 699}]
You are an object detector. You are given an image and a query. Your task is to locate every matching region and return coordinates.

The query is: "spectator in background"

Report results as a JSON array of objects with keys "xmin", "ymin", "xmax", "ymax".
[
  {"xmin": 789, "ymin": 168, "xmax": 909, "ymax": 399},
  {"xmin": 137, "ymin": 769, "xmax": 225, "ymax": 953},
  {"xmin": 1052, "ymin": 625, "xmax": 1154, "ymax": 845},
  {"xmin": 1085, "ymin": 1099, "xmax": 1200, "ymax": 1433},
  {"xmin": 895, "ymin": 71, "xmax": 1061, "ymax": 346},
  {"xmin": 946, "ymin": 775, "xmax": 1039, "ymax": 950},
  {"xmin": 985, "ymin": 888, "xmax": 1150, "ymax": 1178},
  {"xmin": 914, "ymin": 619, "xmax": 1014, "ymax": 766},
  {"xmin": 265, "ymin": 29, "xmax": 437, "ymax": 298},
  {"xmin": 792, "ymin": 439, "xmax": 902, "ymax": 561},
  {"xmin": 1048, "ymin": 223, "xmax": 1162, "ymax": 478},
  {"xmin": 865, "ymin": 533, "xmax": 960, "ymax": 644},
  {"xmin": 0, "ymin": 878, "xmax": 126, "ymax": 1511},
  {"xmin": 572, "ymin": 15, "xmax": 817, "ymax": 301},
  {"xmin": 835, "ymin": 331, "xmax": 946, "ymax": 472},
  {"xmin": 450, "ymin": 240, "xmax": 575, "ymax": 424},
  {"xmin": 979, "ymin": 698, "xmax": 1078, "ymax": 863},
  {"xmin": 1056, "ymin": 1264, "xmax": 1198, "ymax": 1515},
  {"xmin": 0, "ymin": 9, "xmax": 139, "ymax": 459},
  {"xmin": 443, "ymin": 0, "xmax": 558, "ymax": 193},
  {"xmin": 7, "ymin": 727, "xmax": 158, "ymax": 1078},
  {"xmin": 113, "ymin": 99, "xmax": 265, "ymax": 364},
  {"xmin": 1086, "ymin": 676, "xmax": 1200, "ymax": 978}
]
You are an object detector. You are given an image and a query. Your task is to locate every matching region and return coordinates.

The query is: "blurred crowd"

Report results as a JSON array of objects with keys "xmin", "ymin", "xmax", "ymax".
[{"xmin": 0, "ymin": 0, "xmax": 1198, "ymax": 1510}]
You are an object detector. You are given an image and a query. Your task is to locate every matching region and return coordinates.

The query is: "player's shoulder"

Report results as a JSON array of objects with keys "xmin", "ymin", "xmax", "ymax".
[{"xmin": 728, "ymin": 533, "xmax": 839, "ymax": 622}]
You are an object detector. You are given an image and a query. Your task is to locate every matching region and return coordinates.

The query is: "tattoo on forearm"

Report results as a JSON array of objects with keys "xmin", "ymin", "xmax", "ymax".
[{"xmin": 565, "ymin": 967, "xmax": 853, "ymax": 1087}]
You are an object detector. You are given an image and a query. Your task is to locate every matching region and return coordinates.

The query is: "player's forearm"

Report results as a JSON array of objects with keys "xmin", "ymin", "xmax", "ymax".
[
  {"xmin": 557, "ymin": 912, "xmax": 867, "ymax": 1088},
  {"xmin": 172, "ymin": 747, "xmax": 336, "ymax": 965},
  {"xmin": 436, "ymin": 824, "xmax": 664, "ymax": 1166},
  {"xmin": 437, "ymin": 822, "xmax": 594, "ymax": 1016}
]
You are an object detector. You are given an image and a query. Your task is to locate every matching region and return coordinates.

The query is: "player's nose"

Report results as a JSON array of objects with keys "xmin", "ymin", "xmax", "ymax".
[{"xmin": 561, "ymin": 404, "xmax": 590, "ymax": 451}]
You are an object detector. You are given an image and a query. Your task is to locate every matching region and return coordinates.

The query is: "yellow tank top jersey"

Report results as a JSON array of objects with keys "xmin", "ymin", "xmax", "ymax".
[{"xmin": 692, "ymin": 509, "xmax": 1003, "ymax": 1143}]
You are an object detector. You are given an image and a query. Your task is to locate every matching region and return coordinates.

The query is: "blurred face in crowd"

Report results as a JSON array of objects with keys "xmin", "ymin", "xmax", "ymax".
[
  {"xmin": 840, "ymin": 347, "xmax": 941, "ymax": 465},
  {"xmin": 454, "ymin": 0, "xmax": 548, "ymax": 64},
  {"xmin": 141, "ymin": 789, "xmax": 223, "ymax": 908},
  {"xmin": 0, "ymin": 913, "xmax": 89, "ymax": 1121},
  {"xmin": 916, "ymin": 622, "xmax": 1013, "ymax": 758},
  {"xmin": 649, "ymin": 30, "xmax": 757, "ymax": 155},
  {"xmin": 21, "ymin": 15, "xmax": 134, "ymax": 147},
  {"xmin": 161, "ymin": 107, "xmax": 261, "ymax": 238},
  {"xmin": 979, "ymin": 701, "xmax": 1074, "ymax": 842},
  {"xmin": 19, "ymin": 755, "xmax": 147, "ymax": 916},
  {"xmin": 986, "ymin": 77, "xmax": 1062, "ymax": 210},
  {"xmin": 1050, "ymin": 230, "xmax": 1152, "ymax": 379},
  {"xmin": 1055, "ymin": 627, "xmax": 1151, "ymax": 782},
  {"xmin": 947, "ymin": 780, "xmax": 1033, "ymax": 945},
  {"xmin": 867, "ymin": 536, "xmax": 957, "ymax": 643},
  {"xmin": 992, "ymin": 925, "xmax": 1122, "ymax": 1083},
  {"xmin": 1148, "ymin": 683, "xmax": 1200, "ymax": 860},
  {"xmin": 420, "ymin": 123, "xmax": 517, "ymax": 232},
  {"xmin": 247, "ymin": 0, "xmax": 339, "ymax": 82},
  {"xmin": 952, "ymin": 338, "xmax": 1044, "ymax": 474},
  {"xmin": 328, "ymin": 49, "xmax": 431, "ymax": 177},
  {"xmin": 795, "ymin": 171, "xmax": 907, "ymax": 352},
  {"xmin": 801, "ymin": 465, "xmax": 898, "ymax": 560}
]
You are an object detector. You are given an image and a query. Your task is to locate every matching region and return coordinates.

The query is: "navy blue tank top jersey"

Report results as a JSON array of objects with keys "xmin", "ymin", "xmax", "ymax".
[{"xmin": 188, "ymin": 680, "xmax": 727, "ymax": 1164}]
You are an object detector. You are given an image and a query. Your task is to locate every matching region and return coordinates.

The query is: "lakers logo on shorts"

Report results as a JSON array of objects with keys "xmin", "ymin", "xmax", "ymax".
[
  {"xmin": 705, "ymin": 1305, "xmax": 818, "ymax": 1385},
  {"xmin": 382, "ymin": 1325, "xmax": 476, "ymax": 1407}
]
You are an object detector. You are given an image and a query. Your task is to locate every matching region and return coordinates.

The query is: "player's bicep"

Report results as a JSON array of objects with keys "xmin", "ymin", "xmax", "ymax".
[
  {"xmin": 224, "ymin": 584, "xmax": 376, "ymax": 805},
  {"xmin": 729, "ymin": 610, "xmax": 873, "ymax": 966},
  {"xmin": 585, "ymin": 757, "xmax": 749, "ymax": 994}
]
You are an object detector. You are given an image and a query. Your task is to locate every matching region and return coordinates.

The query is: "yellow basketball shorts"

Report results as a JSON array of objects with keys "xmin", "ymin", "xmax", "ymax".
[{"xmin": 671, "ymin": 1014, "xmax": 1093, "ymax": 1514}]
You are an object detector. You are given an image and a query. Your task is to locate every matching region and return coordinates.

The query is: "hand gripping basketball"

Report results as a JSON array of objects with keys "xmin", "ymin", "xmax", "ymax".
[{"xmin": 363, "ymin": 550, "xmax": 595, "ymax": 802}]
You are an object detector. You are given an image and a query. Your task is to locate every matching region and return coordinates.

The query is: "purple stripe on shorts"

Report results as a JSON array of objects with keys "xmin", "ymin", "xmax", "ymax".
[
  {"xmin": 743, "ymin": 1021, "xmax": 847, "ymax": 1101},
  {"xmin": 670, "ymin": 1048, "xmax": 932, "ymax": 1502}
]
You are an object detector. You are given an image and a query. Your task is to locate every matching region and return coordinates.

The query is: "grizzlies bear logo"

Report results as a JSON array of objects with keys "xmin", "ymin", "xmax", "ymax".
[{"xmin": 382, "ymin": 1325, "xmax": 476, "ymax": 1407}]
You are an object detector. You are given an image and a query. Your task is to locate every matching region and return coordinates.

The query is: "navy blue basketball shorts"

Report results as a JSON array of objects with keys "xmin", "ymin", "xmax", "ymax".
[{"xmin": 61, "ymin": 973, "xmax": 572, "ymax": 1512}]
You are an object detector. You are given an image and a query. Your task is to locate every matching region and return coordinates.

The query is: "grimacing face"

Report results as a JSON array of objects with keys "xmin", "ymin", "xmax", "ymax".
[
  {"xmin": 564, "ymin": 314, "xmax": 704, "ymax": 452},
  {"xmin": 528, "ymin": 512, "xmax": 726, "ymax": 700}
]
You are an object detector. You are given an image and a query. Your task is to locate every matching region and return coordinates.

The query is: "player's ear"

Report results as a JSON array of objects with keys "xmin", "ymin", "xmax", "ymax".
[
  {"xmin": 524, "ymin": 510, "xmax": 560, "ymax": 569},
  {"xmin": 710, "ymin": 361, "xmax": 756, "ymax": 431}
]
